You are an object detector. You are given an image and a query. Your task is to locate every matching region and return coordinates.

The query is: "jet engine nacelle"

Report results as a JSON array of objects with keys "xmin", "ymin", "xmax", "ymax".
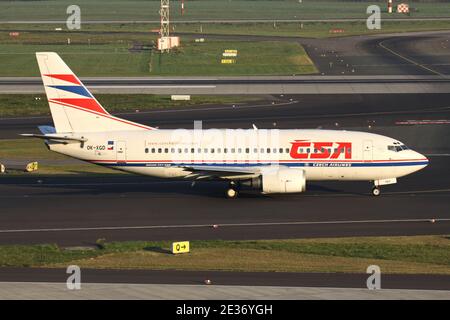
[{"xmin": 241, "ymin": 167, "xmax": 306, "ymax": 194}]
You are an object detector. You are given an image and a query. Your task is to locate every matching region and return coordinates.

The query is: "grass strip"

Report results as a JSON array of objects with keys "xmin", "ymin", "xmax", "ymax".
[{"xmin": 0, "ymin": 236, "xmax": 448, "ymax": 274}]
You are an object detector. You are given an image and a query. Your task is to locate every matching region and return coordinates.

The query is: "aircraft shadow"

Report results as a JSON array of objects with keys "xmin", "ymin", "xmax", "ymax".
[{"xmin": 18, "ymin": 175, "xmax": 366, "ymax": 199}]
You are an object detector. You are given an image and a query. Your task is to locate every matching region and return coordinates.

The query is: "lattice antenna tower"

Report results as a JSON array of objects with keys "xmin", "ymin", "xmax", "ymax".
[{"xmin": 160, "ymin": 0, "xmax": 170, "ymax": 38}]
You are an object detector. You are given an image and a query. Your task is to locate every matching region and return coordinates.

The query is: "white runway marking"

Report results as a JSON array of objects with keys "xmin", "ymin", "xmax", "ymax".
[
  {"xmin": 92, "ymin": 85, "xmax": 216, "ymax": 89},
  {"xmin": 0, "ymin": 218, "xmax": 449, "ymax": 234},
  {"xmin": 0, "ymin": 99, "xmax": 296, "ymax": 121},
  {"xmin": 114, "ymin": 99, "xmax": 299, "ymax": 116}
]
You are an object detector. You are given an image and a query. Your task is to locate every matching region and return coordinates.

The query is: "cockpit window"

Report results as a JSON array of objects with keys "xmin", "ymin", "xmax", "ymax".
[{"xmin": 388, "ymin": 144, "xmax": 409, "ymax": 152}]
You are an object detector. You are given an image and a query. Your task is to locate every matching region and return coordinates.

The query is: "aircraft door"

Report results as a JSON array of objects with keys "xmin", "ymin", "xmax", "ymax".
[
  {"xmin": 116, "ymin": 141, "xmax": 127, "ymax": 162},
  {"xmin": 363, "ymin": 140, "xmax": 373, "ymax": 161}
]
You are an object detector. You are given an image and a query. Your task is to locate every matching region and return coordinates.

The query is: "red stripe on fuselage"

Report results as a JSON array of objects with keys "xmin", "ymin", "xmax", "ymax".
[{"xmin": 88, "ymin": 158, "xmax": 429, "ymax": 163}]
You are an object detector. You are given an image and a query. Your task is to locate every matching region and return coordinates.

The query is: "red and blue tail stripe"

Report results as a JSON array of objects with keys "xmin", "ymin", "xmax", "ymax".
[
  {"xmin": 47, "ymin": 85, "xmax": 93, "ymax": 98},
  {"xmin": 45, "ymin": 73, "xmax": 108, "ymax": 115},
  {"xmin": 44, "ymin": 74, "xmax": 81, "ymax": 85}
]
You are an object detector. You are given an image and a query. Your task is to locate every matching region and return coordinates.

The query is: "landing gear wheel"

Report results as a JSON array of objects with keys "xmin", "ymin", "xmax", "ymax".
[
  {"xmin": 372, "ymin": 187, "xmax": 381, "ymax": 196},
  {"xmin": 226, "ymin": 188, "xmax": 238, "ymax": 199}
]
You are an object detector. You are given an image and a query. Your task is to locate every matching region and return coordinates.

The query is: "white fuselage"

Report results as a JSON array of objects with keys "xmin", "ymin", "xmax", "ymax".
[{"xmin": 48, "ymin": 129, "xmax": 428, "ymax": 181}]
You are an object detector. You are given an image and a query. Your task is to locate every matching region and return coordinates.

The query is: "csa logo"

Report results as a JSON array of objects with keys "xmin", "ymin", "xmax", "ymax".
[{"xmin": 290, "ymin": 140, "xmax": 352, "ymax": 159}]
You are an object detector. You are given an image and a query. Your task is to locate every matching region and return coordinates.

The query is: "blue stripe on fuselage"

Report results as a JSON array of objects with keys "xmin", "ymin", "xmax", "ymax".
[{"xmin": 94, "ymin": 161, "xmax": 429, "ymax": 168}]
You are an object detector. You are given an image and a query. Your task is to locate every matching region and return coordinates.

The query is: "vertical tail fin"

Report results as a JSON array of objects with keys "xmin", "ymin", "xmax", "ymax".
[{"xmin": 36, "ymin": 52, "xmax": 154, "ymax": 133}]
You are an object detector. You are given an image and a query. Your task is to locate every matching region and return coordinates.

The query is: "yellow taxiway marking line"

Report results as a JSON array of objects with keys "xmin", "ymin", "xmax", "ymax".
[{"xmin": 379, "ymin": 39, "xmax": 445, "ymax": 77}]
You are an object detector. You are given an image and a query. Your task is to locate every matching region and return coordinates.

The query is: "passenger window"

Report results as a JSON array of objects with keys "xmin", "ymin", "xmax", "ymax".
[
  {"xmin": 191, "ymin": 148, "xmax": 195, "ymax": 153},
  {"xmin": 145, "ymin": 148, "xmax": 149, "ymax": 153},
  {"xmin": 224, "ymin": 148, "xmax": 228, "ymax": 153},
  {"xmin": 267, "ymin": 148, "xmax": 271, "ymax": 153},
  {"xmin": 158, "ymin": 148, "xmax": 162, "ymax": 153},
  {"xmin": 197, "ymin": 148, "xmax": 202, "ymax": 153},
  {"xmin": 246, "ymin": 148, "xmax": 250, "ymax": 153},
  {"xmin": 254, "ymin": 148, "xmax": 258, "ymax": 153},
  {"xmin": 217, "ymin": 148, "xmax": 221, "ymax": 153},
  {"xmin": 231, "ymin": 148, "xmax": 235, "ymax": 153},
  {"xmin": 273, "ymin": 148, "xmax": 277, "ymax": 153},
  {"xmin": 204, "ymin": 148, "xmax": 208, "ymax": 153},
  {"xmin": 211, "ymin": 148, "xmax": 215, "ymax": 153},
  {"xmin": 279, "ymin": 148, "xmax": 283, "ymax": 153},
  {"xmin": 151, "ymin": 148, "xmax": 155, "ymax": 153},
  {"xmin": 164, "ymin": 148, "xmax": 168, "ymax": 153},
  {"xmin": 260, "ymin": 148, "xmax": 264, "ymax": 153},
  {"xmin": 238, "ymin": 148, "xmax": 242, "ymax": 153}
]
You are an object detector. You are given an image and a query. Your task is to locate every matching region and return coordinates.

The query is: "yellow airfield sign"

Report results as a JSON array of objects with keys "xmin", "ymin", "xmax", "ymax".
[{"xmin": 172, "ymin": 241, "xmax": 190, "ymax": 254}]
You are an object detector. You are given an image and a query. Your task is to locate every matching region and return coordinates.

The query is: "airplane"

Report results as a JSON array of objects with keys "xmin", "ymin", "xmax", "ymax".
[{"xmin": 22, "ymin": 52, "xmax": 429, "ymax": 198}]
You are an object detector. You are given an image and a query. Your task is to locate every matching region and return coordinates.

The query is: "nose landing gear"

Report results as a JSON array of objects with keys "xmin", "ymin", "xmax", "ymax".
[{"xmin": 371, "ymin": 178, "xmax": 396, "ymax": 196}]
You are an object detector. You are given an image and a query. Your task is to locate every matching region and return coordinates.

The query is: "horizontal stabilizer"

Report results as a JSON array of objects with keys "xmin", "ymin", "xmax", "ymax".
[
  {"xmin": 20, "ymin": 133, "xmax": 87, "ymax": 142},
  {"xmin": 38, "ymin": 125, "xmax": 56, "ymax": 135}
]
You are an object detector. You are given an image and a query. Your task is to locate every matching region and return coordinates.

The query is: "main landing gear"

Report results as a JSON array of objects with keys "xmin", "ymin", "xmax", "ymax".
[
  {"xmin": 372, "ymin": 186, "xmax": 381, "ymax": 196},
  {"xmin": 225, "ymin": 181, "xmax": 239, "ymax": 199}
]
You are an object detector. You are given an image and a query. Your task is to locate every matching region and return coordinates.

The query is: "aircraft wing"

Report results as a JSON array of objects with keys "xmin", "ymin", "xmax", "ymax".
[{"xmin": 181, "ymin": 165, "xmax": 262, "ymax": 180}]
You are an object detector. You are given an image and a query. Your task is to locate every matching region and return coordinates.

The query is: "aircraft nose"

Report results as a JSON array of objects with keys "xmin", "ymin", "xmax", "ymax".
[
  {"xmin": 423, "ymin": 154, "xmax": 429, "ymax": 167},
  {"xmin": 415, "ymin": 151, "xmax": 429, "ymax": 168}
]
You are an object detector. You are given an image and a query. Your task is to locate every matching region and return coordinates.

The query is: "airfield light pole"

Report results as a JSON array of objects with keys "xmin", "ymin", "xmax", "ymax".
[
  {"xmin": 181, "ymin": 0, "xmax": 185, "ymax": 15},
  {"xmin": 388, "ymin": 0, "xmax": 393, "ymax": 13}
]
